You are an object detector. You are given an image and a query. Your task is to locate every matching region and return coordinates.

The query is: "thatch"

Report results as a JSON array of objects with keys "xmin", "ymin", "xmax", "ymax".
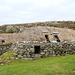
[{"xmin": 0, "ymin": 26, "xmax": 75, "ymax": 44}]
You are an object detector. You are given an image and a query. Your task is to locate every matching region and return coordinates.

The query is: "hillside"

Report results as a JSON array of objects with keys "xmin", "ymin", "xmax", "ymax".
[
  {"xmin": 0, "ymin": 21, "xmax": 75, "ymax": 33},
  {"xmin": 0, "ymin": 51, "xmax": 75, "ymax": 75}
]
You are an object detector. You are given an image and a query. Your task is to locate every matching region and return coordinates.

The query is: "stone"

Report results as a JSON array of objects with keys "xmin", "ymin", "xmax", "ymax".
[
  {"xmin": 35, "ymin": 54, "xmax": 41, "ymax": 59},
  {"xmin": 0, "ymin": 60, "xmax": 3, "ymax": 64},
  {"xmin": 73, "ymin": 71, "xmax": 75, "ymax": 73},
  {"xmin": 30, "ymin": 48, "xmax": 34, "ymax": 51},
  {"xmin": 29, "ymin": 58, "xmax": 33, "ymax": 60},
  {"xmin": 10, "ymin": 57, "xmax": 14, "ymax": 60},
  {"xmin": 45, "ymin": 53, "xmax": 49, "ymax": 57},
  {"xmin": 23, "ymin": 58, "xmax": 29, "ymax": 60},
  {"xmin": 6, "ymin": 57, "xmax": 10, "ymax": 60},
  {"xmin": 27, "ymin": 55, "xmax": 31, "ymax": 58},
  {"xmin": 40, "ymin": 52, "xmax": 45, "ymax": 55},
  {"xmin": 8, "ymin": 60, "xmax": 10, "ymax": 62},
  {"xmin": 23, "ymin": 55, "xmax": 27, "ymax": 58},
  {"xmin": 13, "ymin": 53, "xmax": 17, "ymax": 57},
  {"xmin": 44, "ymin": 50, "xmax": 47, "ymax": 52},
  {"xmin": 16, "ymin": 58, "xmax": 18, "ymax": 60},
  {"xmin": 0, "ymin": 63, "xmax": 4, "ymax": 65},
  {"xmin": 18, "ymin": 55, "xmax": 23, "ymax": 59},
  {"xmin": 0, "ymin": 58, "xmax": 2, "ymax": 60}
]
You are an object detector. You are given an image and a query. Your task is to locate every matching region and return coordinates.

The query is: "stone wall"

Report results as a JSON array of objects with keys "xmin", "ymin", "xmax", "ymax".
[
  {"xmin": 0, "ymin": 44, "xmax": 12, "ymax": 55},
  {"xmin": 12, "ymin": 42, "xmax": 75, "ymax": 60}
]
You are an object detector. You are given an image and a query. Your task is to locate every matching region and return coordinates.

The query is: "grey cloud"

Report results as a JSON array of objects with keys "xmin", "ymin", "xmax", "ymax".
[{"xmin": 0, "ymin": 0, "xmax": 75, "ymax": 25}]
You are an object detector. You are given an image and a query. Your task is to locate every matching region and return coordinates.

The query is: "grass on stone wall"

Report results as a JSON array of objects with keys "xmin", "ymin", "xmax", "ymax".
[
  {"xmin": 0, "ymin": 50, "xmax": 75, "ymax": 75},
  {"xmin": 0, "ymin": 50, "xmax": 15, "ymax": 58},
  {"xmin": 0, "ymin": 50, "xmax": 15, "ymax": 65},
  {"xmin": 2, "ymin": 29, "xmax": 14, "ymax": 33},
  {"xmin": 0, "ymin": 43, "xmax": 13, "ymax": 46}
]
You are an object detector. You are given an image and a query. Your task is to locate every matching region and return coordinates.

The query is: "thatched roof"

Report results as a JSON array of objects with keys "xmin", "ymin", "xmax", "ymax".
[{"xmin": 0, "ymin": 26, "xmax": 75, "ymax": 43}]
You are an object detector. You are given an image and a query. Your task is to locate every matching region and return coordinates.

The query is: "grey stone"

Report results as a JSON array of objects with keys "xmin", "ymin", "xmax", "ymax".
[
  {"xmin": 35, "ymin": 54, "xmax": 41, "ymax": 59},
  {"xmin": 13, "ymin": 53, "xmax": 17, "ymax": 57},
  {"xmin": 10, "ymin": 57, "xmax": 14, "ymax": 60},
  {"xmin": 29, "ymin": 58, "xmax": 33, "ymax": 60},
  {"xmin": 8, "ymin": 60, "xmax": 10, "ymax": 62},
  {"xmin": 0, "ymin": 58, "xmax": 2, "ymax": 60},
  {"xmin": 40, "ymin": 52, "xmax": 45, "ymax": 55},
  {"xmin": 23, "ymin": 55, "xmax": 27, "ymax": 58},
  {"xmin": 18, "ymin": 55, "xmax": 23, "ymax": 59},
  {"xmin": 6, "ymin": 57, "xmax": 10, "ymax": 60},
  {"xmin": 0, "ymin": 63, "xmax": 4, "ymax": 65},
  {"xmin": 73, "ymin": 71, "xmax": 75, "ymax": 73},
  {"xmin": 0, "ymin": 61, "xmax": 3, "ymax": 63},
  {"xmin": 16, "ymin": 58, "xmax": 18, "ymax": 60},
  {"xmin": 23, "ymin": 58, "xmax": 29, "ymax": 60}
]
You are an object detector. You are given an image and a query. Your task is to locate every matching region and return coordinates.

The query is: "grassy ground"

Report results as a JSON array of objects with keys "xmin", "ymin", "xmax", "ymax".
[{"xmin": 0, "ymin": 52, "xmax": 75, "ymax": 75}]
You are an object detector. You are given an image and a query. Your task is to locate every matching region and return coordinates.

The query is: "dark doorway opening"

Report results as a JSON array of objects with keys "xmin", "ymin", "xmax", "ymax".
[
  {"xmin": 54, "ymin": 35, "xmax": 60, "ymax": 42},
  {"xmin": 2, "ymin": 40, "xmax": 5, "ymax": 44},
  {"xmin": 34, "ymin": 46, "xmax": 40, "ymax": 54},
  {"xmin": 45, "ymin": 35, "xmax": 50, "ymax": 43}
]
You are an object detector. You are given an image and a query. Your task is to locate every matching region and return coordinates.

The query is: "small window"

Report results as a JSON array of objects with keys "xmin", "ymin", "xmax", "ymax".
[
  {"xmin": 54, "ymin": 35, "xmax": 60, "ymax": 42},
  {"xmin": 2, "ymin": 40, "xmax": 5, "ymax": 44},
  {"xmin": 34, "ymin": 46, "xmax": 40, "ymax": 54},
  {"xmin": 45, "ymin": 35, "xmax": 50, "ymax": 43}
]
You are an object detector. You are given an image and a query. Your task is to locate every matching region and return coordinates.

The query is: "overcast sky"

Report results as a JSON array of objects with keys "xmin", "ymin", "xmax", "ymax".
[{"xmin": 0, "ymin": 0, "xmax": 75, "ymax": 25}]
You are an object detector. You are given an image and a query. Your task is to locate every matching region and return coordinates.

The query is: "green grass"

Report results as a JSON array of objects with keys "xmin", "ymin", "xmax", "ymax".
[
  {"xmin": 0, "ymin": 50, "xmax": 15, "ymax": 58},
  {"xmin": 0, "ymin": 53, "xmax": 75, "ymax": 75}
]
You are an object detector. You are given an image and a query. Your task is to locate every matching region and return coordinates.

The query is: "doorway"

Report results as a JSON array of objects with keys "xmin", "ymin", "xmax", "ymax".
[{"xmin": 34, "ymin": 46, "xmax": 40, "ymax": 54}]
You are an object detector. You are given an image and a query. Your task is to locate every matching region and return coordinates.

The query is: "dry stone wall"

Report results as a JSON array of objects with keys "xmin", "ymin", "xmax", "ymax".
[
  {"xmin": 0, "ymin": 44, "xmax": 12, "ymax": 55},
  {"xmin": 12, "ymin": 42, "xmax": 75, "ymax": 60}
]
